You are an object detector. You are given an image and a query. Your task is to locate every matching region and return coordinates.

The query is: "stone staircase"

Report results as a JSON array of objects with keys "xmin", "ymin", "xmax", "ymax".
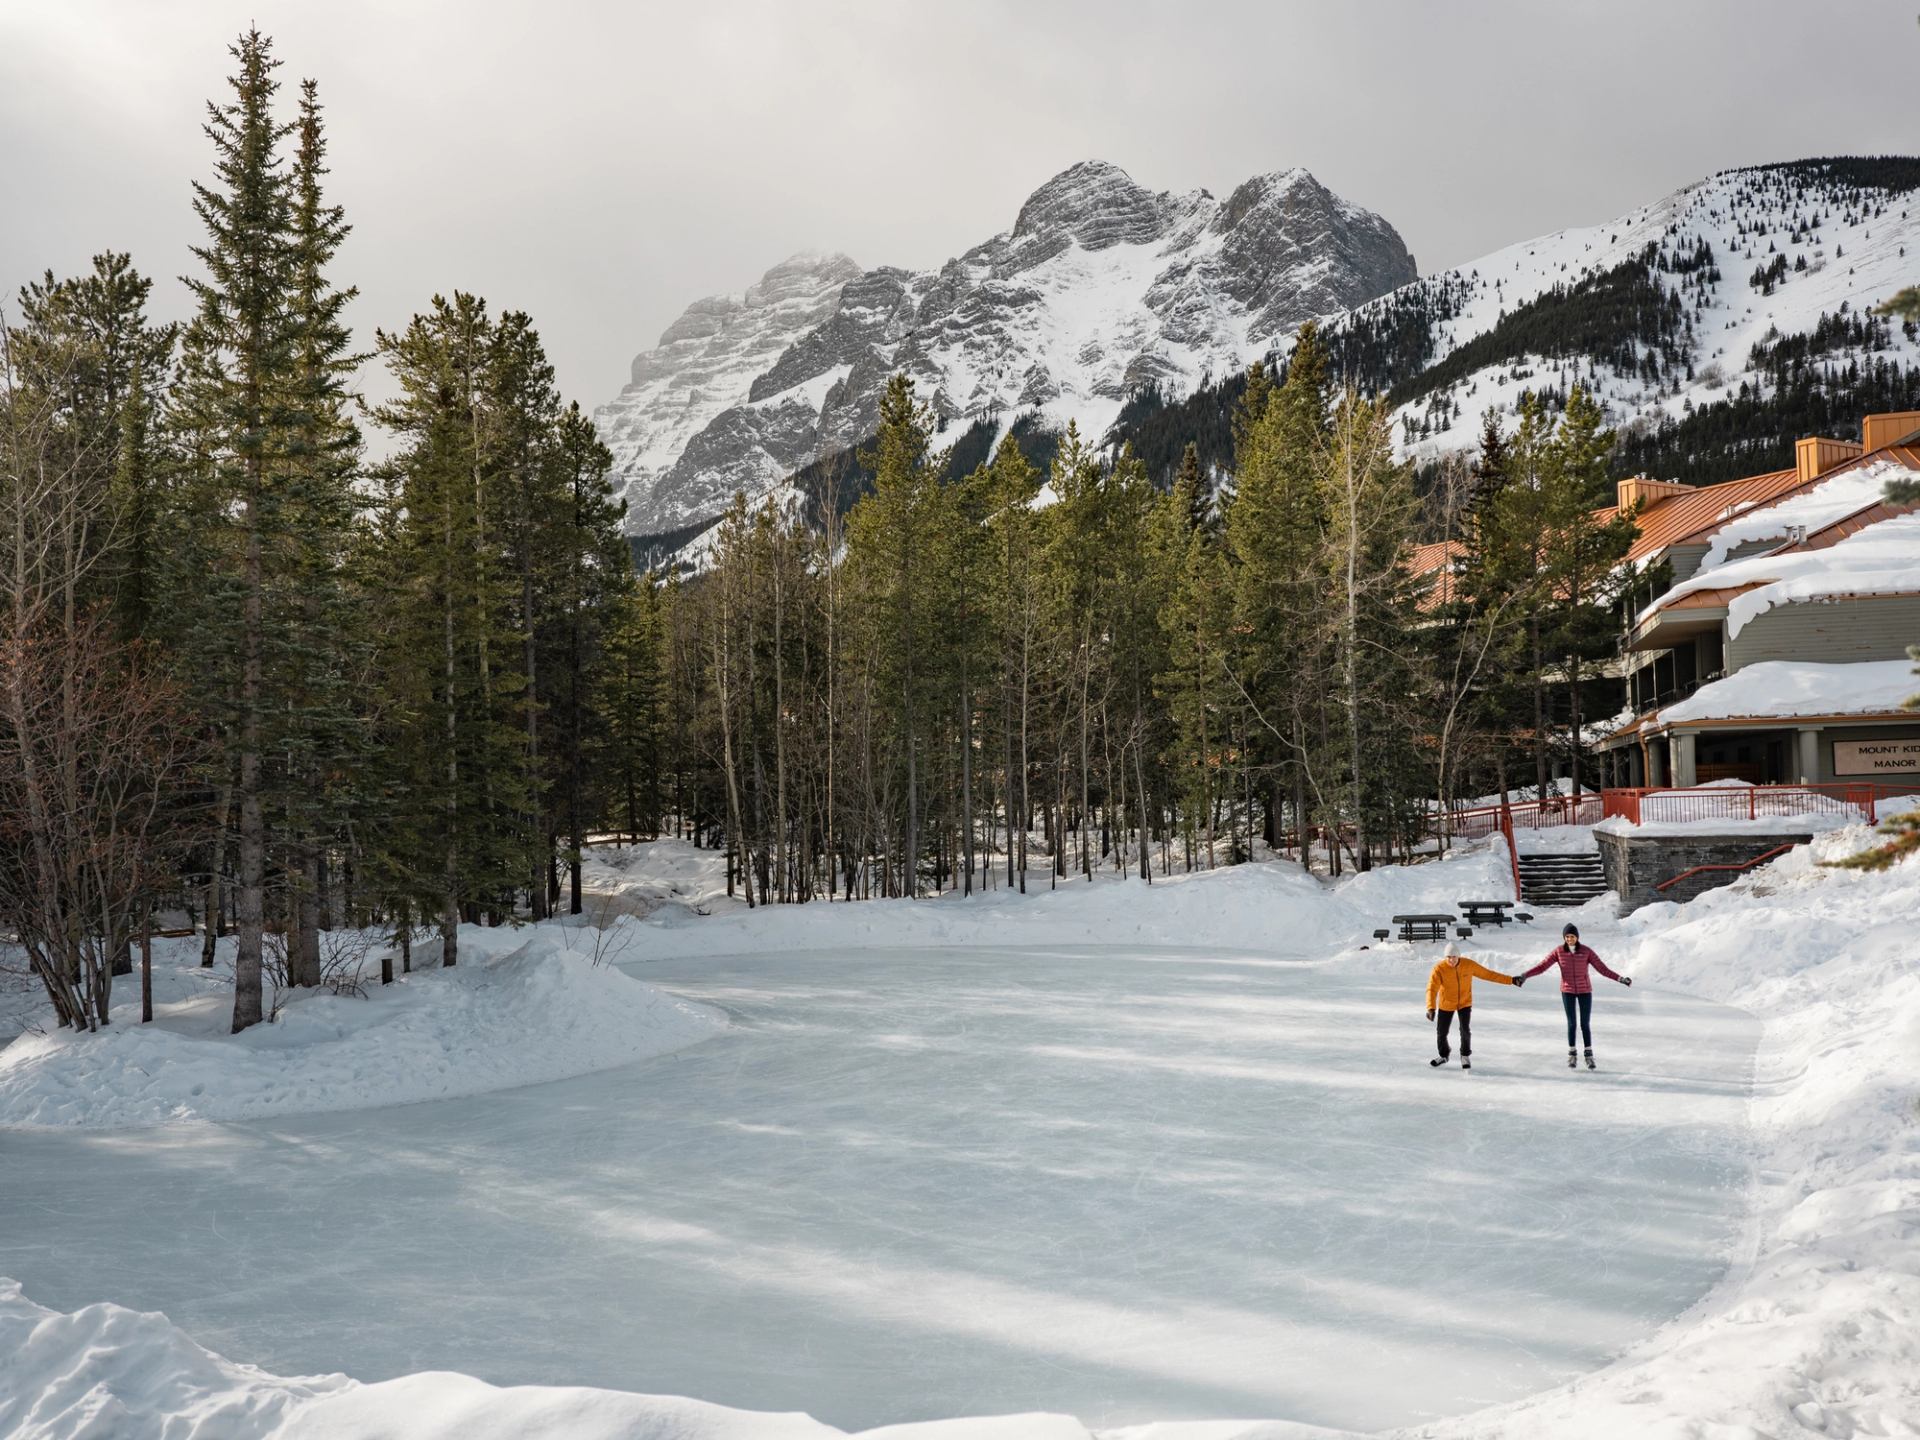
[{"xmin": 1517, "ymin": 851, "xmax": 1610, "ymax": 908}]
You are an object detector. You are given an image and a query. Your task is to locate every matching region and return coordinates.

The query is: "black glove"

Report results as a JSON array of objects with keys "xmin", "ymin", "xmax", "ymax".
[
  {"xmin": 1426, "ymin": 1008, "xmax": 1436, "ymax": 1021},
  {"xmin": 1512, "ymin": 975, "xmax": 1525, "ymax": 989},
  {"xmin": 1621, "ymin": 976, "xmax": 1633, "ymax": 987}
]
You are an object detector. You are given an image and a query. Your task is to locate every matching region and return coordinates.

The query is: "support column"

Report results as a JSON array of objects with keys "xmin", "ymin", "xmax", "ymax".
[
  {"xmin": 1672, "ymin": 730, "xmax": 1698, "ymax": 788},
  {"xmin": 1647, "ymin": 735, "xmax": 1667, "ymax": 787},
  {"xmin": 1796, "ymin": 728, "xmax": 1820, "ymax": 784}
]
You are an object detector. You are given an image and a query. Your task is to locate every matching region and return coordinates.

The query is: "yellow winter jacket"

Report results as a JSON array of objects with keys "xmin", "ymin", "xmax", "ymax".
[{"xmin": 1425, "ymin": 957, "xmax": 1515, "ymax": 1012}]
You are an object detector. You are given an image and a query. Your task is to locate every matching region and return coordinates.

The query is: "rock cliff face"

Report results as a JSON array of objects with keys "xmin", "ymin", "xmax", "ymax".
[{"xmin": 595, "ymin": 161, "xmax": 1417, "ymax": 538}]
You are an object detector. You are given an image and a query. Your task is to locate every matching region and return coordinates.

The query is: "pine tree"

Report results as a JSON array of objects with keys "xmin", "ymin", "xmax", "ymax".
[
  {"xmin": 982, "ymin": 435, "xmax": 1044, "ymax": 891},
  {"xmin": 373, "ymin": 294, "xmax": 535, "ymax": 958},
  {"xmin": 1538, "ymin": 384, "xmax": 1636, "ymax": 798},
  {"xmin": 1225, "ymin": 323, "xmax": 1332, "ymax": 864},
  {"xmin": 1039, "ymin": 421, "xmax": 1109, "ymax": 882},
  {"xmin": 175, "ymin": 28, "xmax": 301, "ymax": 1031},
  {"xmin": 280, "ymin": 74, "xmax": 367, "ymax": 987},
  {"xmin": 1153, "ymin": 443, "xmax": 1232, "ymax": 870},
  {"xmin": 843, "ymin": 374, "xmax": 944, "ymax": 895},
  {"xmin": 549, "ymin": 400, "xmax": 627, "ymax": 913},
  {"xmin": 1104, "ymin": 445, "xmax": 1167, "ymax": 880},
  {"xmin": 1319, "ymin": 390, "xmax": 1421, "ymax": 869},
  {"xmin": 597, "ymin": 577, "xmax": 668, "ymax": 846},
  {"xmin": 1173, "ymin": 441, "xmax": 1212, "ymax": 534},
  {"xmin": 11, "ymin": 252, "xmax": 177, "ymax": 630}
]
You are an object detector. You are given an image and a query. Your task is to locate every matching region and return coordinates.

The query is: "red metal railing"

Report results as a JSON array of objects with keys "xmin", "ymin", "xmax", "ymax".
[
  {"xmin": 1654, "ymin": 843, "xmax": 1797, "ymax": 893},
  {"xmin": 1438, "ymin": 792, "xmax": 1604, "ymax": 840},
  {"xmin": 1602, "ymin": 783, "xmax": 1907, "ymax": 827},
  {"xmin": 1440, "ymin": 783, "xmax": 1906, "ymax": 837}
]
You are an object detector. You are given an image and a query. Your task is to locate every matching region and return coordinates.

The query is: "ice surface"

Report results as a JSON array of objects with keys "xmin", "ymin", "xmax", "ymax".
[{"xmin": 0, "ymin": 939, "xmax": 1755, "ymax": 1434}]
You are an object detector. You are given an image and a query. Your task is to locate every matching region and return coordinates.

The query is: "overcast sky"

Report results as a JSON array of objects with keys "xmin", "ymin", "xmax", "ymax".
[{"xmin": 4, "ymin": 1, "xmax": 1916, "ymax": 411}]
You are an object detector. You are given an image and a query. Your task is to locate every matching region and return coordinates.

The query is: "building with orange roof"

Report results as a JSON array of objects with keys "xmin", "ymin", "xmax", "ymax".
[
  {"xmin": 1406, "ymin": 411, "xmax": 1920, "ymax": 790},
  {"xmin": 1591, "ymin": 413, "xmax": 1920, "ymax": 788}
]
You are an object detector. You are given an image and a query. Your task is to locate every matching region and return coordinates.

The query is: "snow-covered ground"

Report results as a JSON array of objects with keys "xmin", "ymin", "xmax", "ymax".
[
  {"xmin": 0, "ymin": 924, "xmax": 722, "ymax": 1129},
  {"xmin": 3, "ymin": 826, "xmax": 1916, "ymax": 1439}
]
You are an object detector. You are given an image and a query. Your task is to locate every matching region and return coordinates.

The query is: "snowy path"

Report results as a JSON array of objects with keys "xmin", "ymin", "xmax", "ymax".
[{"xmin": 0, "ymin": 945, "xmax": 1757, "ymax": 1433}]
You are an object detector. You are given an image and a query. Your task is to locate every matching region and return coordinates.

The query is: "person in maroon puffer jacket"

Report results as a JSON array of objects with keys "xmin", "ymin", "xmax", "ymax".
[{"xmin": 1520, "ymin": 922, "xmax": 1633, "ymax": 1071}]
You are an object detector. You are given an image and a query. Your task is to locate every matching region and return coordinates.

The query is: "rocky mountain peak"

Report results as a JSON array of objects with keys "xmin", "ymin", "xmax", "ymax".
[
  {"xmin": 1011, "ymin": 160, "xmax": 1173, "ymax": 251},
  {"xmin": 743, "ymin": 251, "xmax": 864, "ymax": 307},
  {"xmin": 598, "ymin": 161, "xmax": 1418, "ymax": 546},
  {"xmin": 1217, "ymin": 167, "xmax": 1319, "ymax": 232}
]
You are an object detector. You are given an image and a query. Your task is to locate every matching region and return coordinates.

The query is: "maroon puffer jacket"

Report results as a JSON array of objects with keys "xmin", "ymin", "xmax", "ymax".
[{"xmin": 1521, "ymin": 943, "xmax": 1625, "ymax": 995}]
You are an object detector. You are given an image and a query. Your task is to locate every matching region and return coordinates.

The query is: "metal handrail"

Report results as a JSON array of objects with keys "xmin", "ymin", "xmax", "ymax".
[{"xmin": 1654, "ymin": 843, "xmax": 1797, "ymax": 893}]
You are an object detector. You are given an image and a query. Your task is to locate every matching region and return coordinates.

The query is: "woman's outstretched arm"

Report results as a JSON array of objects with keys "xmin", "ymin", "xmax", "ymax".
[{"xmin": 1589, "ymin": 951, "xmax": 1631, "ymax": 985}]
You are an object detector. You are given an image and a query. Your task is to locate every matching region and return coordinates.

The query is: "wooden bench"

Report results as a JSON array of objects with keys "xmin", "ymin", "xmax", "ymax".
[
  {"xmin": 1458, "ymin": 899, "xmax": 1515, "ymax": 928},
  {"xmin": 1391, "ymin": 913, "xmax": 1457, "ymax": 943}
]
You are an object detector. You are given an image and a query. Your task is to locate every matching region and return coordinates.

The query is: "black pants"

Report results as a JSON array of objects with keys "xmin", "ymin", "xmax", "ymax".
[
  {"xmin": 1436, "ymin": 1005, "xmax": 1471, "ymax": 1059},
  {"xmin": 1562, "ymin": 991, "xmax": 1594, "ymax": 1048}
]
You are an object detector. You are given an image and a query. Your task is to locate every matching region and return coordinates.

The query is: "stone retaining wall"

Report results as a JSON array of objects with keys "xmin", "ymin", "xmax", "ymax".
[{"xmin": 1596, "ymin": 830, "xmax": 1812, "ymax": 912}]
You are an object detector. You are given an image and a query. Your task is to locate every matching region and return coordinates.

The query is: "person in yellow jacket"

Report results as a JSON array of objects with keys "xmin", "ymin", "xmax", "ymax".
[{"xmin": 1424, "ymin": 941, "xmax": 1525, "ymax": 1070}]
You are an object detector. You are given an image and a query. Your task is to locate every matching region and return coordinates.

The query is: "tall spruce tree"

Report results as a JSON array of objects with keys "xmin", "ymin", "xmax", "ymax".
[
  {"xmin": 1153, "ymin": 442, "xmax": 1232, "ymax": 870},
  {"xmin": 1320, "ymin": 390, "xmax": 1421, "ymax": 870},
  {"xmin": 1537, "ymin": 384, "xmax": 1635, "ymax": 798},
  {"xmin": 1225, "ymin": 326, "xmax": 1332, "ymax": 862},
  {"xmin": 843, "ymin": 375, "xmax": 944, "ymax": 895},
  {"xmin": 373, "ymin": 294, "xmax": 534, "ymax": 959},
  {"xmin": 176, "ymin": 28, "xmax": 301, "ymax": 1031},
  {"xmin": 280, "ymin": 75, "xmax": 366, "ymax": 987}
]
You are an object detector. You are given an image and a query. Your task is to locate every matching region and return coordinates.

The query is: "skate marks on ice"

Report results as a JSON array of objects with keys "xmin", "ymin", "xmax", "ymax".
[{"xmin": 0, "ymin": 946, "xmax": 1757, "ymax": 1433}]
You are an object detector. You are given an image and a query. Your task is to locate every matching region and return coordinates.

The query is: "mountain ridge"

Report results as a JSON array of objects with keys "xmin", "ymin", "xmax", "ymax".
[
  {"xmin": 1108, "ymin": 155, "xmax": 1920, "ymax": 493},
  {"xmin": 595, "ymin": 160, "xmax": 1417, "ymax": 539}
]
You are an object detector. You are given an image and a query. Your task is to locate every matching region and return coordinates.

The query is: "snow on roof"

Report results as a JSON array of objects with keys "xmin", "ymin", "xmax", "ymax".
[
  {"xmin": 1657, "ymin": 658, "xmax": 1919, "ymax": 725},
  {"xmin": 1641, "ymin": 510, "xmax": 1920, "ymax": 637},
  {"xmin": 1696, "ymin": 458, "xmax": 1916, "ymax": 573},
  {"xmin": 1618, "ymin": 467, "xmax": 1804, "ymax": 565}
]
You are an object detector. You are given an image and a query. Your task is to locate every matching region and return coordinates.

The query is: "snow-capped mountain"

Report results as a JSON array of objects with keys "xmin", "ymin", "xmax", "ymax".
[
  {"xmin": 1334, "ymin": 157, "xmax": 1920, "ymax": 474},
  {"xmin": 1106, "ymin": 158, "xmax": 1920, "ymax": 493},
  {"xmin": 596, "ymin": 161, "xmax": 1416, "ymax": 538},
  {"xmin": 592, "ymin": 252, "xmax": 864, "ymax": 541}
]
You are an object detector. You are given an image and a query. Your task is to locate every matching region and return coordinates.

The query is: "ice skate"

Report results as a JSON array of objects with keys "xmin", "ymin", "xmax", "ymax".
[
  {"xmin": 1585, "ymin": 1048, "xmax": 1597, "ymax": 1071},
  {"xmin": 1568, "ymin": 1048, "xmax": 1577, "ymax": 1069}
]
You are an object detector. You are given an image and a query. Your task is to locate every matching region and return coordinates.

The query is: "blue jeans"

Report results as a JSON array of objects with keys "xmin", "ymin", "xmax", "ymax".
[{"xmin": 1562, "ymin": 991, "xmax": 1593, "ymax": 1048}]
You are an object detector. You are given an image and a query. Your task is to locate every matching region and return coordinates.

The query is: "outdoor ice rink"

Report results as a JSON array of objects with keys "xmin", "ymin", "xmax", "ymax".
[{"xmin": 0, "ymin": 944, "xmax": 1759, "ymax": 1432}]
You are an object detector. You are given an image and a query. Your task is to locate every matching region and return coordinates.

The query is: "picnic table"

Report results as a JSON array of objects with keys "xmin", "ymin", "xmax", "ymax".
[
  {"xmin": 1458, "ymin": 899, "xmax": 1515, "ymax": 927},
  {"xmin": 1389, "ymin": 913, "xmax": 1463, "ymax": 943}
]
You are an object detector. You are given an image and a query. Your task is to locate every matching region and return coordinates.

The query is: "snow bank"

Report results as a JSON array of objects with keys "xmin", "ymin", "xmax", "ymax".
[
  {"xmin": 0, "ymin": 1274, "xmax": 1357, "ymax": 1440},
  {"xmin": 0, "ymin": 1278, "xmax": 350, "ymax": 1438},
  {"xmin": 0, "ymin": 927, "xmax": 722, "ymax": 1131},
  {"xmin": 0, "ymin": 1276, "xmax": 853, "ymax": 1440}
]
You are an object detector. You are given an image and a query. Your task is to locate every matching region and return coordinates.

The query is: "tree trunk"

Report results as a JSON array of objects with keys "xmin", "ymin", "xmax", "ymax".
[
  {"xmin": 294, "ymin": 843, "xmax": 321, "ymax": 986},
  {"xmin": 232, "ymin": 500, "xmax": 266, "ymax": 1033},
  {"xmin": 140, "ymin": 907, "xmax": 153, "ymax": 1024}
]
